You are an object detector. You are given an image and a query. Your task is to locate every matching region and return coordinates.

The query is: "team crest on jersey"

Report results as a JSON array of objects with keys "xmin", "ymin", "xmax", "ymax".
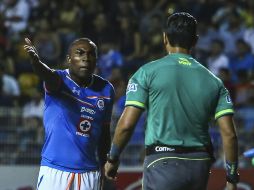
[
  {"xmin": 96, "ymin": 99, "xmax": 105, "ymax": 110},
  {"xmin": 76, "ymin": 119, "xmax": 92, "ymax": 137},
  {"xmin": 127, "ymin": 82, "xmax": 138, "ymax": 93},
  {"xmin": 226, "ymin": 95, "xmax": 232, "ymax": 103}
]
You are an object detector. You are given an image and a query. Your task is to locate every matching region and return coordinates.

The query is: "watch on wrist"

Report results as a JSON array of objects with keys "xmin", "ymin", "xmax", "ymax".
[
  {"xmin": 226, "ymin": 174, "xmax": 239, "ymax": 184},
  {"xmin": 226, "ymin": 161, "xmax": 239, "ymax": 184}
]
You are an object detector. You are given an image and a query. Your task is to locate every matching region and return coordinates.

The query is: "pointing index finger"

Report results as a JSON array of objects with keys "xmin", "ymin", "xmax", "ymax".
[{"xmin": 25, "ymin": 38, "xmax": 32, "ymax": 46}]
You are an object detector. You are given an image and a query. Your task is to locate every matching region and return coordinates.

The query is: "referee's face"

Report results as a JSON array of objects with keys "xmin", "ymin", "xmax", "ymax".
[{"xmin": 68, "ymin": 41, "xmax": 97, "ymax": 79}]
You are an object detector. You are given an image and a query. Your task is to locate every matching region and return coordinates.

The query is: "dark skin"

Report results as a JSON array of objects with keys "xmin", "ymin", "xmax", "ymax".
[
  {"xmin": 105, "ymin": 33, "xmax": 238, "ymax": 190},
  {"xmin": 24, "ymin": 38, "xmax": 97, "ymax": 89},
  {"xmin": 67, "ymin": 42, "xmax": 97, "ymax": 87},
  {"xmin": 24, "ymin": 38, "xmax": 110, "ymax": 186}
]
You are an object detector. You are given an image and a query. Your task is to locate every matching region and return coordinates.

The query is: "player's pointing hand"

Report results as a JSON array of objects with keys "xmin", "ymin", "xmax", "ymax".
[{"xmin": 24, "ymin": 38, "xmax": 40, "ymax": 63}]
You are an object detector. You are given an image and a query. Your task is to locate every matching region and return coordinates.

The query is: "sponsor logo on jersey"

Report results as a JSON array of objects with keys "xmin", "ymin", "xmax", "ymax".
[
  {"xmin": 226, "ymin": 95, "xmax": 232, "ymax": 103},
  {"xmin": 96, "ymin": 99, "xmax": 105, "ymax": 110},
  {"xmin": 155, "ymin": 146, "xmax": 175, "ymax": 152},
  {"xmin": 81, "ymin": 107, "xmax": 96, "ymax": 114},
  {"xmin": 178, "ymin": 58, "xmax": 191, "ymax": 66},
  {"xmin": 127, "ymin": 82, "xmax": 138, "ymax": 93},
  {"xmin": 72, "ymin": 87, "xmax": 81, "ymax": 96},
  {"xmin": 81, "ymin": 115, "xmax": 94, "ymax": 120},
  {"xmin": 76, "ymin": 119, "xmax": 92, "ymax": 137}
]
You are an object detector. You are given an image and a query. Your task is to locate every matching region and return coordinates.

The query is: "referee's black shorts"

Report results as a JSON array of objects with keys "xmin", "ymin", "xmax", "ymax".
[{"xmin": 143, "ymin": 152, "xmax": 212, "ymax": 190}]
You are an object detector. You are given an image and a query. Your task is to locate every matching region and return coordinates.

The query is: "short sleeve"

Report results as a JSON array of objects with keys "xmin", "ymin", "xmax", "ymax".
[
  {"xmin": 214, "ymin": 83, "xmax": 234, "ymax": 120},
  {"xmin": 103, "ymin": 84, "xmax": 115, "ymax": 124},
  {"xmin": 125, "ymin": 68, "xmax": 148, "ymax": 109},
  {"xmin": 43, "ymin": 70, "xmax": 62, "ymax": 94}
]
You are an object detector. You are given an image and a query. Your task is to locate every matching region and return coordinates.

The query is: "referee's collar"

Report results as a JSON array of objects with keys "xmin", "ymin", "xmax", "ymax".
[{"xmin": 168, "ymin": 52, "xmax": 192, "ymax": 57}]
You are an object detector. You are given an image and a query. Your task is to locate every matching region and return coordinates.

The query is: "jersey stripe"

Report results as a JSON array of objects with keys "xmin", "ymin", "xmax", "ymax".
[
  {"xmin": 66, "ymin": 75, "xmax": 80, "ymax": 87},
  {"xmin": 61, "ymin": 91, "xmax": 95, "ymax": 107},
  {"xmin": 66, "ymin": 73, "xmax": 94, "ymax": 88},
  {"xmin": 125, "ymin": 101, "xmax": 145, "ymax": 108},
  {"xmin": 78, "ymin": 174, "xmax": 81, "ymax": 190},
  {"xmin": 37, "ymin": 175, "xmax": 44, "ymax": 188},
  {"xmin": 86, "ymin": 96, "xmax": 111, "ymax": 100},
  {"xmin": 215, "ymin": 109, "xmax": 234, "ymax": 120},
  {"xmin": 66, "ymin": 173, "xmax": 75, "ymax": 190}
]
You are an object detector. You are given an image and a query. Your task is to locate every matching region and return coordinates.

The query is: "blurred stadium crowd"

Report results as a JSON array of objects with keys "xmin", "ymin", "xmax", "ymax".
[{"xmin": 0, "ymin": 0, "xmax": 254, "ymax": 168}]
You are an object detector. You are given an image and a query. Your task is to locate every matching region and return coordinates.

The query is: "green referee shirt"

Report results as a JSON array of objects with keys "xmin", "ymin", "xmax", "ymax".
[{"xmin": 125, "ymin": 53, "xmax": 234, "ymax": 147}]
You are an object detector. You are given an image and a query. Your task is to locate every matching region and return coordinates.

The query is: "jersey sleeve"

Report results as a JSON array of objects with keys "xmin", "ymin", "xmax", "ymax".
[
  {"xmin": 214, "ymin": 82, "xmax": 234, "ymax": 120},
  {"xmin": 103, "ymin": 84, "xmax": 115, "ymax": 124},
  {"xmin": 43, "ymin": 70, "xmax": 63, "ymax": 94},
  {"xmin": 125, "ymin": 68, "xmax": 148, "ymax": 109}
]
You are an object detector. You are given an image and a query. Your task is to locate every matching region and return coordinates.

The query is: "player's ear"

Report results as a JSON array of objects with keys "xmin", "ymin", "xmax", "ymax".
[
  {"xmin": 66, "ymin": 55, "xmax": 71, "ymax": 64},
  {"xmin": 163, "ymin": 32, "xmax": 169, "ymax": 46},
  {"xmin": 163, "ymin": 32, "xmax": 171, "ymax": 52}
]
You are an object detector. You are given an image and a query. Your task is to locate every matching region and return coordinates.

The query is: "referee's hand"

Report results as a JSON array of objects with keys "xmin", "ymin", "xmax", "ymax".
[
  {"xmin": 226, "ymin": 182, "xmax": 237, "ymax": 190},
  {"xmin": 104, "ymin": 161, "xmax": 119, "ymax": 180}
]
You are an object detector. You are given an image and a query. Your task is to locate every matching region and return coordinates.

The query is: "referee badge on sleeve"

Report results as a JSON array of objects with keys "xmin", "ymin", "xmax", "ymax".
[{"xmin": 127, "ymin": 82, "xmax": 138, "ymax": 94}]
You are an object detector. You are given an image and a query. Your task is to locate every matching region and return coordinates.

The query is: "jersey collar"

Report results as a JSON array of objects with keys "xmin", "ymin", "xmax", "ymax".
[{"xmin": 65, "ymin": 69, "xmax": 94, "ymax": 88}]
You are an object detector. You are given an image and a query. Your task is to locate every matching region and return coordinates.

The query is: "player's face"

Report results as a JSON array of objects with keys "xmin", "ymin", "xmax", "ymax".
[{"xmin": 68, "ymin": 41, "xmax": 97, "ymax": 79}]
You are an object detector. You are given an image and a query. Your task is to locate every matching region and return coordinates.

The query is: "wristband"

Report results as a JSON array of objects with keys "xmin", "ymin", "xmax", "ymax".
[
  {"xmin": 226, "ymin": 161, "xmax": 239, "ymax": 183},
  {"xmin": 107, "ymin": 153, "xmax": 119, "ymax": 164},
  {"xmin": 107, "ymin": 143, "xmax": 121, "ymax": 163}
]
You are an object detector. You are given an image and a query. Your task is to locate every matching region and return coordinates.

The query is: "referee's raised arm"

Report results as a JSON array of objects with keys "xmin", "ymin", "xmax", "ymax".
[{"xmin": 23, "ymin": 37, "xmax": 60, "ymax": 91}]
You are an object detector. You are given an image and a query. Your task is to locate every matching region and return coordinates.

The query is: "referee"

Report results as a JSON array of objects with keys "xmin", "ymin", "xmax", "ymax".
[{"xmin": 105, "ymin": 12, "xmax": 239, "ymax": 190}]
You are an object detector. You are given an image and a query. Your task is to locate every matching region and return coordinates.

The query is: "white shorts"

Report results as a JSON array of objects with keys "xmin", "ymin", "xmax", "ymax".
[{"xmin": 37, "ymin": 166, "xmax": 102, "ymax": 190}]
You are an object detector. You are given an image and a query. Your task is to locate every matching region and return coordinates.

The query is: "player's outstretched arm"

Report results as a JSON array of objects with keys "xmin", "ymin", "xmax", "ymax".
[
  {"xmin": 217, "ymin": 115, "xmax": 239, "ymax": 190},
  {"xmin": 23, "ymin": 38, "xmax": 60, "ymax": 90}
]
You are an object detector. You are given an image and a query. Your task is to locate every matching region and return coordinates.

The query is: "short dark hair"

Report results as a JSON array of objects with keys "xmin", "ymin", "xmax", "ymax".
[
  {"xmin": 164, "ymin": 12, "xmax": 197, "ymax": 49},
  {"xmin": 68, "ymin": 38, "xmax": 98, "ymax": 58}
]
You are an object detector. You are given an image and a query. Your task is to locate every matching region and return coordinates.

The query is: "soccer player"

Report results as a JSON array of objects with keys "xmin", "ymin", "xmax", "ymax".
[
  {"xmin": 105, "ymin": 12, "xmax": 239, "ymax": 190},
  {"xmin": 24, "ymin": 37, "xmax": 115, "ymax": 190}
]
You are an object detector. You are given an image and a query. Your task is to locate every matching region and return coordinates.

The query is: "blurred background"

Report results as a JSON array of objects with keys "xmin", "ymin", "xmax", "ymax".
[{"xmin": 0, "ymin": 0, "xmax": 254, "ymax": 189}]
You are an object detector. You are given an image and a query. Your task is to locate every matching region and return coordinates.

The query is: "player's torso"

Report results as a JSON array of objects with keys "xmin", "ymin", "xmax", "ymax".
[
  {"xmin": 144, "ymin": 54, "xmax": 219, "ymax": 146},
  {"xmin": 42, "ymin": 70, "xmax": 113, "ymax": 172},
  {"xmin": 45, "ymin": 73, "xmax": 110, "ymax": 138}
]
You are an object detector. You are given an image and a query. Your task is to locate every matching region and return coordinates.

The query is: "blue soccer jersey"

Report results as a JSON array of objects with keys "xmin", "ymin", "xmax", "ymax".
[{"xmin": 41, "ymin": 69, "xmax": 115, "ymax": 173}]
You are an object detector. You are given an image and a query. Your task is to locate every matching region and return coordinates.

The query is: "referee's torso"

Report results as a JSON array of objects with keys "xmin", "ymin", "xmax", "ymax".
[{"xmin": 125, "ymin": 53, "xmax": 234, "ymax": 147}]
